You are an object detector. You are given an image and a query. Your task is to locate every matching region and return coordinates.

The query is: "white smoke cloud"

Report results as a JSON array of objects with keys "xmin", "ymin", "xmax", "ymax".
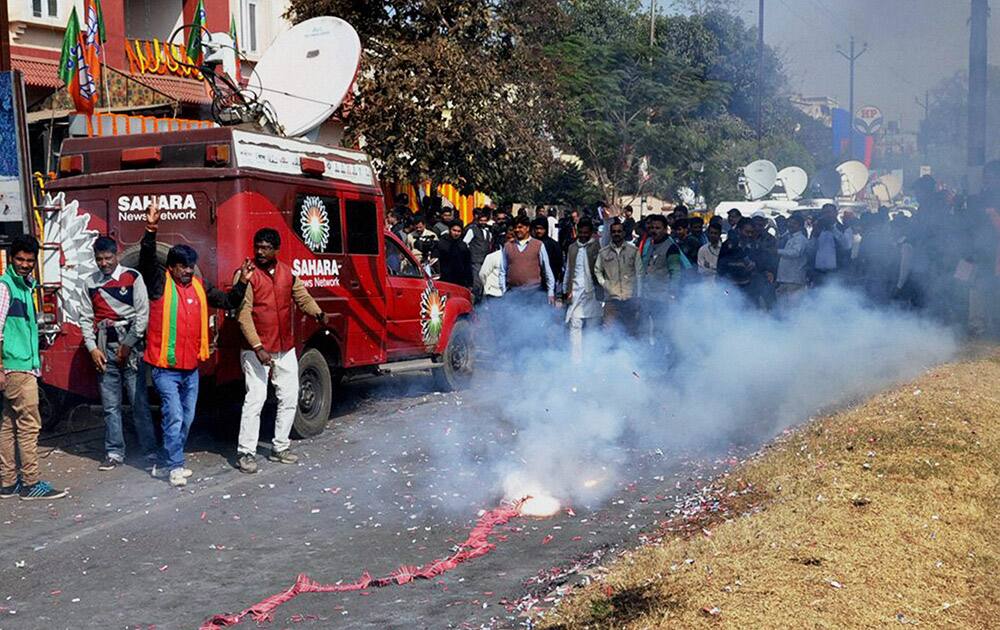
[{"xmin": 433, "ymin": 281, "xmax": 957, "ymax": 509}]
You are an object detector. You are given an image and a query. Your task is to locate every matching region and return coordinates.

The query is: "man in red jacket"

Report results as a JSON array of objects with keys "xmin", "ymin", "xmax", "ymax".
[
  {"xmin": 235, "ymin": 228, "xmax": 328, "ymax": 474},
  {"xmin": 140, "ymin": 201, "xmax": 253, "ymax": 487}
]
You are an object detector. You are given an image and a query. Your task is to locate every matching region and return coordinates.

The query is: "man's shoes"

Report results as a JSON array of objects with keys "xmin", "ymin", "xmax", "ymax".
[
  {"xmin": 168, "ymin": 468, "xmax": 187, "ymax": 487},
  {"xmin": 19, "ymin": 481, "xmax": 68, "ymax": 501},
  {"xmin": 268, "ymin": 449, "xmax": 299, "ymax": 464},
  {"xmin": 0, "ymin": 479, "xmax": 21, "ymax": 499},
  {"xmin": 98, "ymin": 457, "xmax": 122, "ymax": 471},
  {"xmin": 237, "ymin": 454, "xmax": 258, "ymax": 474},
  {"xmin": 152, "ymin": 465, "xmax": 193, "ymax": 479}
]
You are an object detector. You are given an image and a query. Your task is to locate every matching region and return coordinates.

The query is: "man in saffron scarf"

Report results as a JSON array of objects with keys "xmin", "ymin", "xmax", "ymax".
[{"xmin": 140, "ymin": 201, "xmax": 253, "ymax": 487}]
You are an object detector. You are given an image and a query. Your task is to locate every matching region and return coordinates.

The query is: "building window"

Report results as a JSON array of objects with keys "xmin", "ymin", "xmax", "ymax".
[
  {"xmin": 32, "ymin": 0, "xmax": 58, "ymax": 18},
  {"xmin": 248, "ymin": 1, "xmax": 258, "ymax": 52}
]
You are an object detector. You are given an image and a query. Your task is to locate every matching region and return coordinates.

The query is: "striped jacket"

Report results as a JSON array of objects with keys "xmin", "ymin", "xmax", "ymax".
[{"xmin": 78, "ymin": 265, "xmax": 149, "ymax": 352}]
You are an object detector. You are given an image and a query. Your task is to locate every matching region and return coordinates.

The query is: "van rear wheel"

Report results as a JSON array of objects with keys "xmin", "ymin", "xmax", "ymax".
[{"xmin": 294, "ymin": 349, "xmax": 333, "ymax": 438}]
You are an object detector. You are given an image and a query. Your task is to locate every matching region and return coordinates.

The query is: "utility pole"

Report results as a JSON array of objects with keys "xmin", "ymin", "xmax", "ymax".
[
  {"xmin": 0, "ymin": 1, "xmax": 11, "ymax": 72},
  {"xmin": 649, "ymin": 0, "xmax": 656, "ymax": 47},
  {"xmin": 967, "ymin": 0, "xmax": 989, "ymax": 185},
  {"xmin": 837, "ymin": 36, "xmax": 868, "ymax": 125},
  {"xmin": 756, "ymin": 0, "xmax": 764, "ymax": 145},
  {"xmin": 915, "ymin": 90, "xmax": 930, "ymax": 160}
]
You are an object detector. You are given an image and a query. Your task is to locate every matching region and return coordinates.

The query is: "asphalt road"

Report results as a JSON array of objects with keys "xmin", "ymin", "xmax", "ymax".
[{"xmin": 0, "ymin": 374, "xmax": 741, "ymax": 630}]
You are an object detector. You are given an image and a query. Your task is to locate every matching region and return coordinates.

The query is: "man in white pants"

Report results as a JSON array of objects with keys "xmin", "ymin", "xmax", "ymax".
[
  {"xmin": 563, "ymin": 218, "xmax": 603, "ymax": 363},
  {"xmin": 236, "ymin": 228, "xmax": 328, "ymax": 474}
]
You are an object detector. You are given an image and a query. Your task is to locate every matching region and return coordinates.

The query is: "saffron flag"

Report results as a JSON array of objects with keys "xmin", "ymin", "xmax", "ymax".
[
  {"xmin": 186, "ymin": 0, "xmax": 207, "ymax": 63},
  {"xmin": 58, "ymin": 7, "xmax": 98, "ymax": 114},
  {"xmin": 83, "ymin": 0, "xmax": 105, "ymax": 86}
]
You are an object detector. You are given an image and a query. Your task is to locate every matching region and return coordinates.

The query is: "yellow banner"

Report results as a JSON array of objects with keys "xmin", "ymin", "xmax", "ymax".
[{"xmin": 125, "ymin": 39, "xmax": 203, "ymax": 80}]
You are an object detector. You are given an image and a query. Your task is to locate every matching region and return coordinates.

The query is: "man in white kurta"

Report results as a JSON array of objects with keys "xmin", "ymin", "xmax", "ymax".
[{"xmin": 563, "ymin": 219, "xmax": 603, "ymax": 363}]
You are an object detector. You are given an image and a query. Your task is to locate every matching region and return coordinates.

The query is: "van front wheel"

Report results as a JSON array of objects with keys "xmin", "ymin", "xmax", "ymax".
[
  {"xmin": 434, "ymin": 319, "xmax": 474, "ymax": 391},
  {"xmin": 294, "ymin": 349, "xmax": 333, "ymax": 438}
]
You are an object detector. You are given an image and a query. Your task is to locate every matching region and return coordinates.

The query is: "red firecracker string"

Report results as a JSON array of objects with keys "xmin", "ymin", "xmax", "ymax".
[{"xmin": 199, "ymin": 499, "xmax": 526, "ymax": 629}]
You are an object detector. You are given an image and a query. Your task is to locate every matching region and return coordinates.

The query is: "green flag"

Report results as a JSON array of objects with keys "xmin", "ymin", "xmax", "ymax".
[
  {"xmin": 229, "ymin": 15, "xmax": 239, "ymax": 56},
  {"xmin": 186, "ymin": 0, "xmax": 206, "ymax": 62},
  {"xmin": 58, "ymin": 7, "xmax": 82, "ymax": 86}
]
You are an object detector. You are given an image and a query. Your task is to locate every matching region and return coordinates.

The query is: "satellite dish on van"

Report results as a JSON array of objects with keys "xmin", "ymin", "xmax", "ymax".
[
  {"xmin": 775, "ymin": 166, "xmax": 809, "ymax": 200},
  {"xmin": 739, "ymin": 160, "xmax": 778, "ymax": 201},
  {"xmin": 836, "ymin": 160, "xmax": 870, "ymax": 197},
  {"xmin": 813, "ymin": 168, "xmax": 841, "ymax": 198},
  {"xmin": 248, "ymin": 17, "xmax": 361, "ymax": 138},
  {"xmin": 871, "ymin": 173, "xmax": 903, "ymax": 203}
]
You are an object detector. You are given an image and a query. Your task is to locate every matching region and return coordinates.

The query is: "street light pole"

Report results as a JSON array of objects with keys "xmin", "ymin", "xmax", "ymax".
[
  {"xmin": 968, "ymin": 0, "xmax": 989, "ymax": 183},
  {"xmin": 837, "ymin": 36, "xmax": 868, "ymax": 124},
  {"xmin": 649, "ymin": 0, "xmax": 656, "ymax": 47},
  {"xmin": 756, "ymin": 0, "xmax": 764, "ymax": 146}
]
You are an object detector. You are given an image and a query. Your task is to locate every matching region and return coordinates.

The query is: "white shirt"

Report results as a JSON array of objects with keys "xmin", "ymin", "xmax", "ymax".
[
  {"xmin": 479, "ymin": 249, "xmax": 504, "ymax": 297},
  {"xmin": 697, "ymin": 242, "xmax": 721, "ymax": 276},
  {"xmin": 565, "ymin": 242, "xmax": 602, "ymax": 322}
]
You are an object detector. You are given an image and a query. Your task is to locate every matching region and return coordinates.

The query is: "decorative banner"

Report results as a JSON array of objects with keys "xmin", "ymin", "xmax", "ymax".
[
  {"xmin": 853, "ymin": 105, "xmax": 883, "ymax": 136},
  {"xmin": 0, "ymin": 71, "xmax": 32, "ymax": 232},
  {"xmin": 125, "ymin": 39, "xmax": 204, "ymax": 80}
]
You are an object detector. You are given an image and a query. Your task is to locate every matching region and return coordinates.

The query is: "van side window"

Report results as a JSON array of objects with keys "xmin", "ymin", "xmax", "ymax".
[
  {"xmin": 345, "ymin": 199, "xmax": 380, "ymax": 255},
  {"xmin": 385, "ymin": 237, "xmax": 423, "ymax": 278},
  {"xmin": 293, "ymin": 194, "xmax": 343, "ymax": 254}
]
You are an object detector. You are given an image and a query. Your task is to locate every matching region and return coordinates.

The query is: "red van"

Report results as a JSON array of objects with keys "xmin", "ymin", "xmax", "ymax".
[{"xmin": 35, "ymin": 127, "xmax": 474, "ymax": 437}]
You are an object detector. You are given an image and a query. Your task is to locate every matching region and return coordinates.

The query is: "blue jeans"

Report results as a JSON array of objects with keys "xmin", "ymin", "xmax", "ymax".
[
  {"xmin": 151, "ymin": 365, "xmax": 199, "ymax": 470},
  {"xmin": 99, "ymin": 348, "xmax": 156, "ymax": 461}
]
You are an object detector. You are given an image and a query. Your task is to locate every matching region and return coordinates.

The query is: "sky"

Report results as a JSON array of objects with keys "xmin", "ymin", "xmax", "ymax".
[{"xmin": 708, "ymin": 0, "xmax": 999, "ymax": 132}]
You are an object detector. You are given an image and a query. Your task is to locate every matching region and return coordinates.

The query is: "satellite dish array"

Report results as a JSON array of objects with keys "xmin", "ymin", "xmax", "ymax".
[
  {"xmin": 178, "ymin": 16, "xmax": 362, "ymax": 138},
  {"xmin": 736, "ymin": 158, "xmax": 901, "ymax": 203}
]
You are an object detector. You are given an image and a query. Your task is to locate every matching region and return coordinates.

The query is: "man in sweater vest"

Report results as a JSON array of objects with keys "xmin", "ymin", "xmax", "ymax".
[
  {"xmin": 0, "ymin": 237, "xmax": 67, "ymax": 500},
  {"xmin": 79, "ymin": 236, "xmax": 155, "ymax": 471},
  {"xmin": 140, "ymin": 201, "xmax": 253, "ymax": 487},
  {"xmin": 235, "ymin": 228, "xmax": 328, "ymax": 474},
  {"xmin": 498, "ymin": 215, "xmax": 556, "ymax": 308}
]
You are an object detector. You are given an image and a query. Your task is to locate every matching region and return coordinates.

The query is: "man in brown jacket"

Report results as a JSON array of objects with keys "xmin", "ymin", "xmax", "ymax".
[
  {"xmin": 595, "ymin": 220, "xmax": 642, "ymax": 335},
  {"xmin": 236, "ymin": 228, "xmax": 328, "ymax": 474}
]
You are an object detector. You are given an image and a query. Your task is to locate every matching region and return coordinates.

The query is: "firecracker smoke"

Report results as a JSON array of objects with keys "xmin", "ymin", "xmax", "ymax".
[{"xmin": 433, "ymin": 282, "xmax": 957, "ymax": 511}]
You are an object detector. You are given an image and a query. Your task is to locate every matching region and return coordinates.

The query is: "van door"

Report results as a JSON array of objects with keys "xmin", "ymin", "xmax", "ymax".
[
  {"xmin": 276, "ymin": 189, "xmax": 385, "ymax": 368},
  {"xmin": 383, "ymin": 235, "xmax": 429, "ymax": 359}
]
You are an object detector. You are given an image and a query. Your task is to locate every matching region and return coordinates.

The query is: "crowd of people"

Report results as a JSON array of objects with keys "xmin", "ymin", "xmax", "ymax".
[
  {"xmin": 388, "ymin": 162, "xmax": 1000, "ymax": 357},
  {"xmin": 1, "ymin": 163, "xmax": 998, "ymax": 501}
]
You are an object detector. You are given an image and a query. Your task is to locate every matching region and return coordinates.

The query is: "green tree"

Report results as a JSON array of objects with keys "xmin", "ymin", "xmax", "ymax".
[{"xmin": 285, "ymin": 0, "xmax": 563, "ymax": 199}]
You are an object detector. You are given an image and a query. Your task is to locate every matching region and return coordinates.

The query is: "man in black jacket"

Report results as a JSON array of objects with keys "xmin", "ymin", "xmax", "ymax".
[
  {"xmin": 463, "ymin": 209, "xmax": 493, "ymax": 300},
  {"xmin": 532, "ymin": 217, "xmax": 563, "ymax": 296},
  {"xmin": 433, "ymin": 221, "xmax": 474, "ymax": 288}
]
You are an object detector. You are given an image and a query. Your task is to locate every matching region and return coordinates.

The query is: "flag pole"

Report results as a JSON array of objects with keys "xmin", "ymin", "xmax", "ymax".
[{"xmin": 101, "ymin": 45, "xmax": 112, "ymax": 112}]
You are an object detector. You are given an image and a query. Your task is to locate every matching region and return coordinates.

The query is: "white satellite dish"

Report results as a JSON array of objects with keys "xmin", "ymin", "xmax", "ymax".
[
  {"xmin": 775, "ymin": 166, "xmax": 808, "ymax": 200},
  {"xmin": 836, "ymin": 160, "xmax": 870, "ymax": 197},
  {"xmin": 676, "ymin": 186, "xmax": 697, "ymax": 206},
  {"xmin": 248, "ymin": 17, "xmax": 361, "ymax": 138},
  {"xmin": 871, "ymin": 173, "xmax": 903, "ymax": 204},
  {"xmin": 739, "ymin": 159, "xmax": 778, "ymax": 201}
]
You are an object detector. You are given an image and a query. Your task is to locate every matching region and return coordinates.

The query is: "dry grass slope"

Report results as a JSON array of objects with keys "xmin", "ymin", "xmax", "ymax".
[{"xmin": 541, "ymin": 351, "xmax": 1000, "ymax": 629}]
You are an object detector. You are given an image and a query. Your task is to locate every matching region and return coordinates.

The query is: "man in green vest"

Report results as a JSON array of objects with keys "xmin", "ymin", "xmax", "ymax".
[{"xmin": 0, "ymin": 236, "xmax": 67, "ymax": 500}]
